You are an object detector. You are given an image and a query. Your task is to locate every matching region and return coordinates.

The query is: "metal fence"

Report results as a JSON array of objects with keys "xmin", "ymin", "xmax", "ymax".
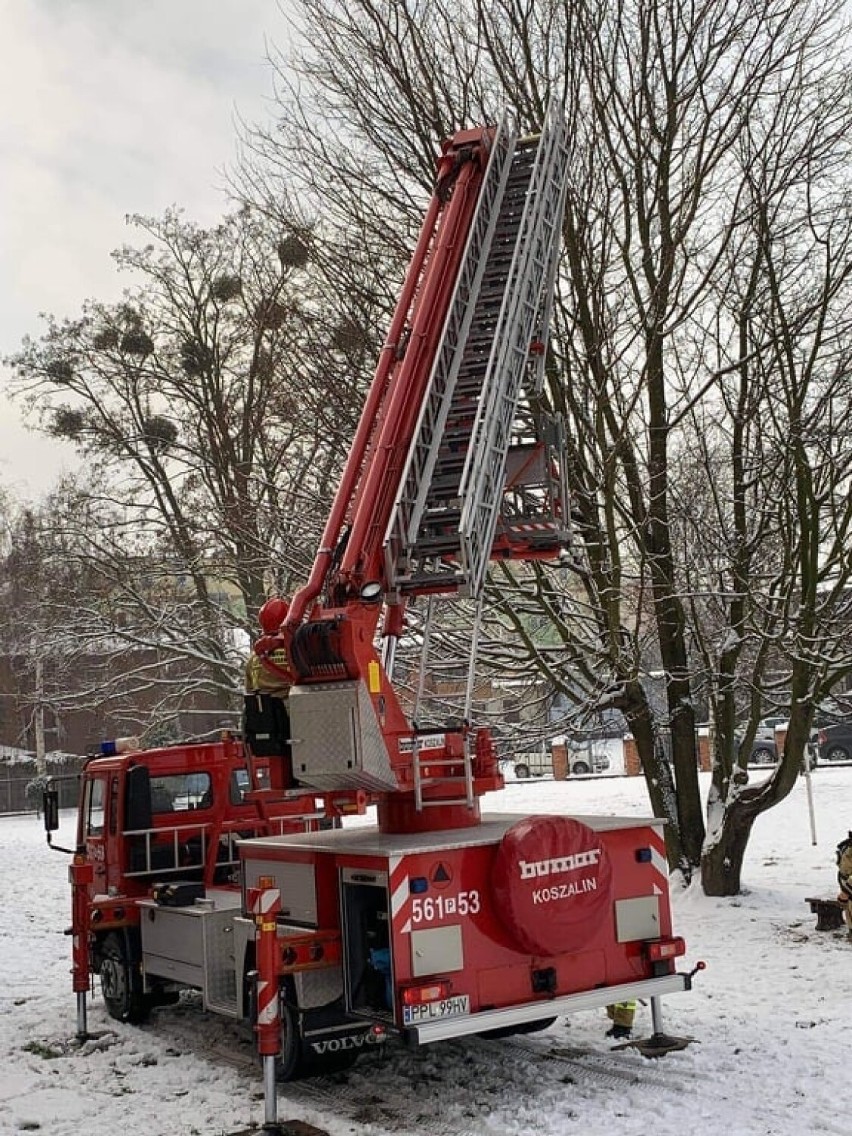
[{"xmin": 0, "ymin": 759, "xmax": 85, "ymax": 814}]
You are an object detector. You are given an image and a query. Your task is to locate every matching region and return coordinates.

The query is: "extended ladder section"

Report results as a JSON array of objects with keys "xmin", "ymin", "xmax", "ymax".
[
  {"xmin": 384, "ymin": 101, "xmax": 570, "ymax": 599},
  {"xmin": 408, "ymin": 594, "xmax": 485, "ymax": 811}
]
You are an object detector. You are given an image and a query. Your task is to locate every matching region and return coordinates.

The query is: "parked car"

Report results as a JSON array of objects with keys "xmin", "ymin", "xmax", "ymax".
[
  {"xmin": 568, "ymin": 750, "xmax": 611, "ymax": 776},
  {"xmin": 747, "ymin": 718, "xmax": 785, "ymax": 766},
  {"xmin": 744, "ymin": 718, "xmax": 818, "ymax": 768},
  {"xmin": 816, "ymin": 721, "xmax": 852, "ymax": 763},
  {"xmin": 510, "ymin": 748, "xmax": 611, "ymax": 778},
  {"xmin": 511, "ymin": 751, "xmax": 552, "ymax": 779}
]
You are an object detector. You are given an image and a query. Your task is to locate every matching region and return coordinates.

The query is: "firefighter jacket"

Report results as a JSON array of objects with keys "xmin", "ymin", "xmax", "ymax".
[
  {"xmin": 245, "ymin": 647, "xmax": 291, "ymax": 698},
  {"xmin": 606, "ymin": 1001, "xmax": 637, "ymax": 1028},
  {"xmin": 837, "ymin": 833, "xmax": 852, "ymax": 929}
]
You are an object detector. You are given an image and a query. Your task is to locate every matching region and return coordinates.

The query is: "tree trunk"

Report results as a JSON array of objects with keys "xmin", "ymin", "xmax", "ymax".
[
  {"xmin": 622, "ymin": 681, "xmax": 686, "ymax": 873},
  {"xmin": 702, "ymin": 666, "xmax": 814, "ymax": 896},
  {"xmin": 700, "ymin": 796, "xmax": 759, "ymax": 896}
]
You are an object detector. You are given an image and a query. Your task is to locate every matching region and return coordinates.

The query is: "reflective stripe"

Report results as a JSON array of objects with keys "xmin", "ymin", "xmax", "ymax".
[{"xmin": 256, "ymin": 980, "xmax": 277, "ymax": 1025}]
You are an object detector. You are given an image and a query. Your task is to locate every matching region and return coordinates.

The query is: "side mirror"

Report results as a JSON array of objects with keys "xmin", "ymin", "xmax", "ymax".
[{"xmin": 43, "ymin": 788, "xmax": 59, "ymax": 833}]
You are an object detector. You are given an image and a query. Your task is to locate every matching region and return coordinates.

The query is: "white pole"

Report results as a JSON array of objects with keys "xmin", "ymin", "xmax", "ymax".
[
  {"xmin": 35, "ymin": 656, "xmax": 46, "ymax": 778},
  {"xmin": 802, "ymin": 743, "xmax": 817, "ymax": 845}
]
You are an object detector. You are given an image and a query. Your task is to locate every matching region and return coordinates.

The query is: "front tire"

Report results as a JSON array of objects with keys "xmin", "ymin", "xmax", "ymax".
[
  {"xmin": 99, "ymin": 932, "xmax": 151, "ymax": 1024},
  {"xmin": 826, "ymin": 744, "xmax": 849, "ymax": 763}
]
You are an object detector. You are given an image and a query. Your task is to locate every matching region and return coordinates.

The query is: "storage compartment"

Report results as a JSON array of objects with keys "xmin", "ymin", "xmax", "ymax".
[
  {"xmin": 614, "ymin": 895, "xmax": 661, "ymax": 942},
  {"xmin": 410, "ymin": 924, "xmax": 463, "ymax": 978},
  {"xmin": 241, "ymin": 858, "xmax": 318, "ymax": 926},
  {"xmin": 140, "ymin": 898, "xmax": 240, "ymax": 1014},
  {"xmin": 340, "ymin": 868, "xmax": 393, "ymax": 1020},
  {"xmin": 290, "ymin": 681, "xmax": 397, "ymax": 791}
]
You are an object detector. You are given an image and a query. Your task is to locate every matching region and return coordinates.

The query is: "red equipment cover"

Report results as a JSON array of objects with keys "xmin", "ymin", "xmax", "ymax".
[{"xmin": 491, "ymin": 816, "xmax": 613, "ymax": 955}]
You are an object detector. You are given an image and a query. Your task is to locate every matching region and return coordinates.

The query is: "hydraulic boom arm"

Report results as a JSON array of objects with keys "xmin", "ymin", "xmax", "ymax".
[{"xmin": 257, "ymin": 106, "xmax": 570, "ymax": 829}]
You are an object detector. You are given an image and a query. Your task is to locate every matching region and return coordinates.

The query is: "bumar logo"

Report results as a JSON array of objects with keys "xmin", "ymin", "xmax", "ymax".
[{"xmin": 518, "ymin": 848, "xmax": 601, "ymax": 880}]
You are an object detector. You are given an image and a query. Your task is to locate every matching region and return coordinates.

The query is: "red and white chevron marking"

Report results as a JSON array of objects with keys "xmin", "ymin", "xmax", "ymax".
[
  {"xmin": 648, "ymin": 828, "xmax": 668, "ymax": 894},
  {"xmin": 389, "ymin": 855, "xmax": 413, "ymax": 934},
  {"xmin": 256, "ymin": 978, "xmax": 278, "ymax": 1026},
  {"xmin": 249, "ymin": 885, "xmax": 281, "ymax": 917}
]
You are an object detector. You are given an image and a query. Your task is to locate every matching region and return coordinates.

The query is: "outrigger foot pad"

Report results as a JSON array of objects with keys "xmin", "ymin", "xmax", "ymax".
[
  {"xmin": 611, "ymin": 1032, "xmax": 695, "ymax": 1057},
  {"xmin": 258, "ymin": 1121, "xmax": 331, "ymax": 1136}
]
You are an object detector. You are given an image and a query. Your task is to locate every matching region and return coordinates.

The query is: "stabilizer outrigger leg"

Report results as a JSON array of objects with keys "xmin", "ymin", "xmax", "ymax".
[
  {"xmin": 611, "ymin": 994, "xmax": 693, "ymax": 1057},
  {"xmin": 75, "ymin": 991, "xmax": 88, "ymax": 1043},
  {"xmin": 622, "ymin": 1031, "xmax": 695, "ymax": 1057},
  {"xmin": 614, "ymin": 964, "xmax": 705, "ymax": 1058}
]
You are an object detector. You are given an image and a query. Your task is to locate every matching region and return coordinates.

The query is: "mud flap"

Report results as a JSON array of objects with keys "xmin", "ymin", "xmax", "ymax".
[{"xmin": 299, "ymin": 998, "xmax": 387, "ymax": 1067}]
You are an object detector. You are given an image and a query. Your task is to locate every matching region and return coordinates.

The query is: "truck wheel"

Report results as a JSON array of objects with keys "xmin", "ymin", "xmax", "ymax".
[
  {"xmin": 277, "ymin": 1000, "xmax": 308, "ymax": 1081},
  {"xmin": 478, "ymin": 1016, "xmax": 557, "ymax": 1040},
  {"xmin": 514, "ymin": 763, "xmax": 530, "ymax": 779},
  {"xmin": 100, "ymin": 932, "xmax": 151, "ymax": 1024},
  {"xmin": 276, "ymin": 996, "xmax": 359, "ymax": 1080},
  {"xmin": 311, "ymin": 1046, "xmax": 359, "ymax": 1075},
  {"xmin": 244, "ymin": 966, "xmax": 314, "ymax": 1081},
  {"xmin": 572, "ymin": 761, "xmax": 590, "ymax": 775}
]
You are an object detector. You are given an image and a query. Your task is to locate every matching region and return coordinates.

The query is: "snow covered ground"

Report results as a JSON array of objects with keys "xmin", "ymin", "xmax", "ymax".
[{"xmin": 1, "ymin": 769, "xmax": 849, "ymax": 1136}]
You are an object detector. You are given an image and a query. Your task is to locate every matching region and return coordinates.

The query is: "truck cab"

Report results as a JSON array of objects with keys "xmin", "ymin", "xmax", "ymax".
[
  {"xmin": 77, "ymin": 737, "xmax": 260, "ymax": 899},
  {"xmin": 46, "ymin": 734, "xmax": 338, "ymax": 1030}
]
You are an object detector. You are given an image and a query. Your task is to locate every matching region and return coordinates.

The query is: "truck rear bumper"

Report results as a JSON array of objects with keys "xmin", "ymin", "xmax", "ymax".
[{"xmin": 402, "ymin": 972, "xmax": 689, "ymax": 1045}]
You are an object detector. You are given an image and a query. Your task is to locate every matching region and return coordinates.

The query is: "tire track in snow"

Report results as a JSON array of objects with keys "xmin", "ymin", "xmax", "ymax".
[{"xmin": 147, "ymin": 1005, "xmax": 716, "ymax": 1136}]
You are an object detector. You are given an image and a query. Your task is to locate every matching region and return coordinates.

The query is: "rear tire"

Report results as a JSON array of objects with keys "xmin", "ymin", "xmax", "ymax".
[
  {"xmin": 514, "ymin": 1016, "xmax": 557, "ymax": 1035},
  {"xmin": 276, "ymin": 996, "xmax": 359, "ymax": 1080},
  {"xmin": 99, "ymin": 932, "xmax": 151, "ymax": 1024},
  {"xmin": 826, "ymin": 744, "xmax": 849, "ymax": 763},
  {"xmin": 312, "ymin": 1047, "xmax": 360, "ymax": 1075},
  {"xmin": 277, "ymin": 999, "xmax": 310, "ymax": 1082},
  {"xmin": 514, "ymin": 764, "xmax": 530, "ymax": 779},
  {"xmin": 479, "ymin": 1016, "xmax": 557, "ymax": 1040}
]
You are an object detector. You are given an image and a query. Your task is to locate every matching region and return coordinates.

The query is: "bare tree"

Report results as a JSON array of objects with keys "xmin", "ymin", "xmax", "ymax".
[
  {"xmin": 242, "ymin": 0, "xmax": 852, "ymax": 892},
  {"xmin": 675, "ymin": 64, "xmax": 852, "ymax": 890},
  {"xmin": 6, "ymin": 207, "xmax": 381, "ymax": 732}
]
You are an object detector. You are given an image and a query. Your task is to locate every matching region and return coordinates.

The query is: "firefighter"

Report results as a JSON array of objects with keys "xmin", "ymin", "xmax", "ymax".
[
  {"xmin": 837, "ymin": 831, "xmax": 852, "ymax": 931},
  {"xmin": 605, "ymin": 1000, "xmax": 636, "ymax": 1040},
  {"xmin": 243, "ymin": 597, "xmax": 295, "ymax": 790},
  {"xmin": 245, "ymin": 597, "xmax": 291, "ymax": 697}
]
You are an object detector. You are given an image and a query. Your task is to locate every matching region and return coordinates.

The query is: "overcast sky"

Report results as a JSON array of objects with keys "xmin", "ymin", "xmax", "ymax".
[{"xmin": 0, "ymin": 0, "xmax": 284, "ymax": 499}]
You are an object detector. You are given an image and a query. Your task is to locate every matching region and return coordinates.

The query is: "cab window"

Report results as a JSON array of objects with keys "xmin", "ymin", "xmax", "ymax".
[
  {"xmin": 149, "ymin": 772, "xmax": 212, "ymax": 813},
  {"xmin": 229, "ymin": 767, "xmax": 250, "ymax": 805},
  {"xmin": 85, "ymin": 777, "xmax": 106, "ymax": 836}
]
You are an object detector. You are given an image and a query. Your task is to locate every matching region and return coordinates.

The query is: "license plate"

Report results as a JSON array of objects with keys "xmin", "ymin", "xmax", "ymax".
[{"xmin": 403, "ymin": 994, "xmax": 470, "ymax": 1025}]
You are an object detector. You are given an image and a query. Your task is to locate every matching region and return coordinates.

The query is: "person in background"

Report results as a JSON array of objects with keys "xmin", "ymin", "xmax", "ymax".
[
  {"xmin": 605, "ymin": 1000, "xmax": 636, "ymax": 1040},
  {"xmin": 836, "ymin": 831, "xmax": 852, "ymax": 931}
]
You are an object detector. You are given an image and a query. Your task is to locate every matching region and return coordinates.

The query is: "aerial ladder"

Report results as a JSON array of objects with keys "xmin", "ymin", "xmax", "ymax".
[{"xmin": 264, "ymin": 102, "xmax": 572, "ymax": 832}]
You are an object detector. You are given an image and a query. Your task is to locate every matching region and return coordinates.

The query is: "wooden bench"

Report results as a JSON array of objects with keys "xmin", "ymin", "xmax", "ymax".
[{"xmin": 805, "ymin": 896, "xmax": 847, "ymax": 930}]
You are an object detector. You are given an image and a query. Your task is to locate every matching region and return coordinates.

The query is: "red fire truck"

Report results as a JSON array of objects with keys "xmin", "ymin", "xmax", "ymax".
[{"xmin": 45, "ymin": 102, "xmax": 698, "ymax": 1086}]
